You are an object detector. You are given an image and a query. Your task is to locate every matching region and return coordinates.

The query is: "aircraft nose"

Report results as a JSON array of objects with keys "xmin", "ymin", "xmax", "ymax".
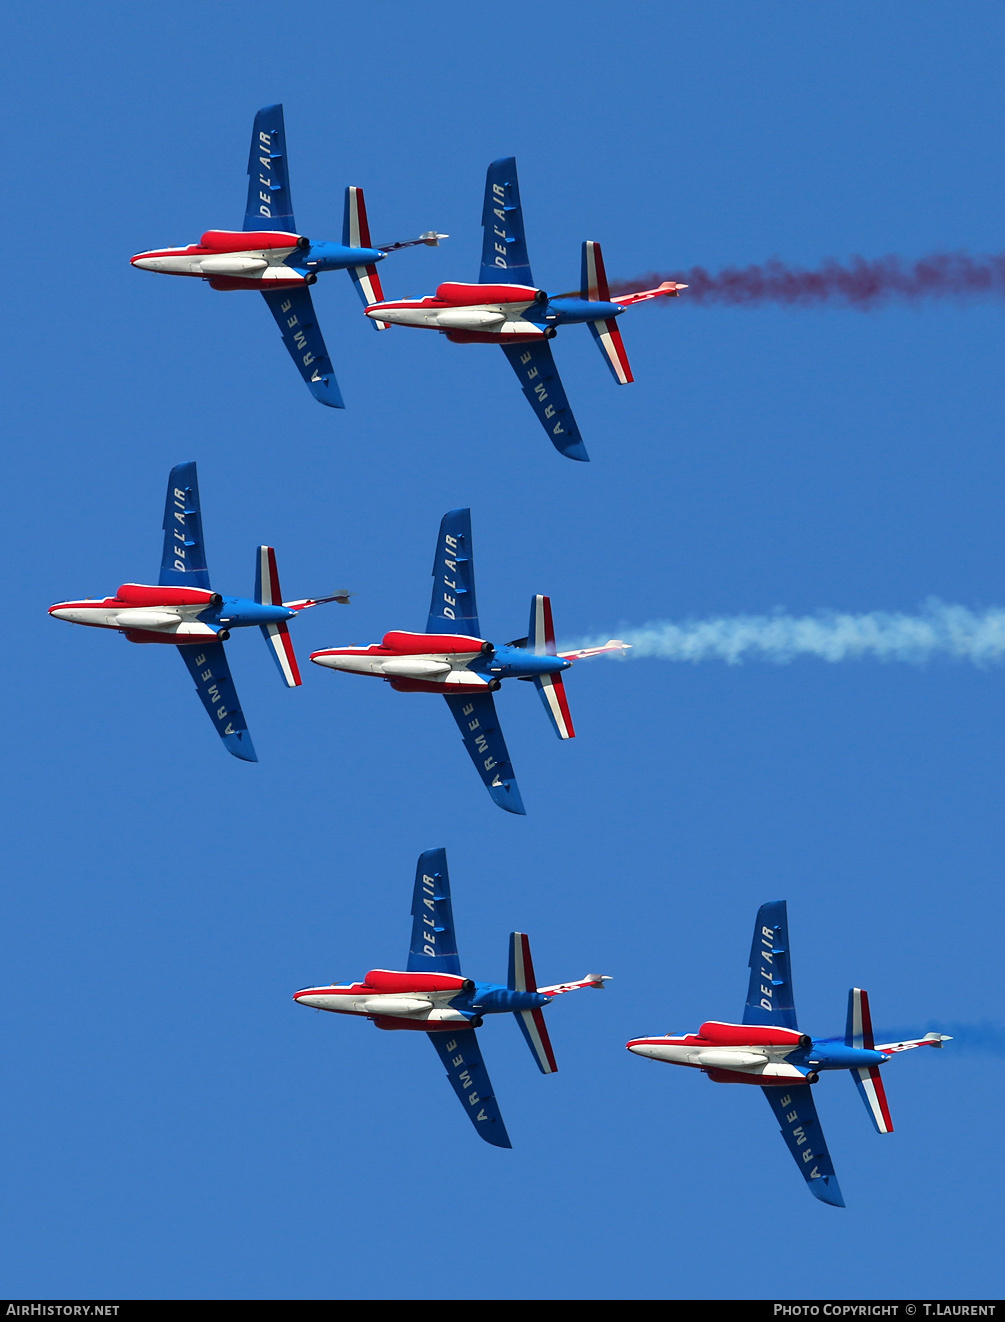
[
  {"xmin": 49, "ymin": 605, "xmax": 71, "ymax": 620},
  {"xmin": 131, "ymin": 254, "xmax": 157, "ymax": 269}
]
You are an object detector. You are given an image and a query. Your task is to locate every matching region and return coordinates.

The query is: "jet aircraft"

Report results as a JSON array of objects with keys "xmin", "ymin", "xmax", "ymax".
[
  {"xmin": 49, "ymin": 462, "xmax": 347, "ymax": 762},
  {"xmin": 363, "ymin": 157, "xmax": 685, "ymax": 460},
  {"xmin": 294, "ymin": 847, "xmax": 610, "ymax": 1148},
  {"xmin": 310, "ymin": 508, "xmax": 627, "ymax": 813},
  {"xmin": 626, "ymin": 901, "xmax": 950, "ymax": 1206},
  {"xmin": 131, "ymin": 104, "xmax": 446, "ymax": 407}
]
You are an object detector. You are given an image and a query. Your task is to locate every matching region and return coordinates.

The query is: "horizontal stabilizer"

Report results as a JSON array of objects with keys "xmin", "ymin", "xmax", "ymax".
[
  {"xmin": 589, "ymin": 318, "xmax": 634, "ymax": 384},
  {"xmin": 344, "ymin": 187, "xmax": 389, "ymax": 326},
  {"xmin": 514, "ymin": 1007, "xmax": 558, "ymax": 1075},
  {"xmin": 852, "ymin": 1065, "xmax": 894, "ymax": 1135},
  {"xmin": 535, "ymin": 672, "xmax": 574, "ymax": 740},
  {"xmin": 509, "ymin": 932, "xmax": 558, "ymax": 1074},
  {"xmin": 582, "ymin": 243, "xmax": 634, "ymax": 383},
  {"xmin": 261, "ymin": 622, "xmax": 301, "ymax": 687},
  {"xmin": 255, "ymin": 546, "xmax": 302, "ymax": 686}
]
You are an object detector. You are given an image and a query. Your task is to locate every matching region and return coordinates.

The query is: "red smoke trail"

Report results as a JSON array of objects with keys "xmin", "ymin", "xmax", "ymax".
[{"xmin": 611, "ymin": 252, "xmax": 1005, "ymax": 308}]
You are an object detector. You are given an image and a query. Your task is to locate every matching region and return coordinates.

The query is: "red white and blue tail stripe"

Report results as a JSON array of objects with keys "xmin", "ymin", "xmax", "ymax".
[
  {"xmin": 344, "ymin": 186, "xmax": 388, "ymax": 327},
  {"xmin": 853, "ymin": 1064, "xmax": 894, "ymax": 1134},
  {"xmin": 255, "ymin": 545, "xmax": 302, "ymax": 688},
  {"xmin": 846, "ymin": 987, "xmax": 894, "ymax": 1134},
  {"xmin": 509, "ymin": 933, "xmax": 558, "ymax": 1075},
  {"xmin": 583, "ymin": 241, "xmax": 634, "ymax": 385},
  {"xmin": 529, "ymin": 593, "xmax": 557, "ymax": 655},
  {"xmin": 529, "ymin": 594, "xmax": 575, "ymax": 740}
]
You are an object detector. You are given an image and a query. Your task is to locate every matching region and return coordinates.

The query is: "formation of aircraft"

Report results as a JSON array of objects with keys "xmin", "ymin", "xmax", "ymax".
[
  {"xmin": 63, "ymin": 106, "xmax": 950, "ymax": 1191},
  {"xmin": 48, "ymin": 462, "xmax": 347, "ymax": 762},
  {"xmin": 310, "ymin": 508, "xmax": 627, "ymax": 813},
  {"xmin": 626, "ymin": 901, "xmax": 950, "ymax": 1206},
  {"xmin": 131, "ymin": 104, "xmax": 446, "ymax": 407},
  {"xmin": 294, "ymin": 847, "xmax": 610, "ymax": 1147},
  {"xmin": 363, "ymin": 157, "xmax": 686, "ymax": 460}
]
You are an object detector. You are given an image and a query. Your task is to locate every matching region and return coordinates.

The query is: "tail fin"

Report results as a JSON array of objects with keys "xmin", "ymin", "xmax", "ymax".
[
  {"xmin": 582, "ymin": 241, "xmax": 634, "ymax": 385},
  {"xmin": 255, "ymin": 546, "xmax": 302, "ymax": 687},
  {"xmin": 508, "ymin": 932, "xmax": 558, "ymax": 1074},
  {"xmin": 528, "ymin": 594, "xmax": 575, "ymax": 739},
  {"xmin": 343, "ymin": 186, "xmax": 388, "ymax": 326},
  {"xmin": 846, "ymin": 988, "xmax": 894, "ymax": 1134}
]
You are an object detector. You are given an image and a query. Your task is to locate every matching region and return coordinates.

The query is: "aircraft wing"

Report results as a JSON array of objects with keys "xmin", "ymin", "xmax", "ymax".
[
  {"xmin": 261, "ymin": 287, "xmax": 344, "ymax": 409},
  {"xmin": 407, "ymin": 848, "xmax": 462, "ymax": 975},
  {"xmin": 443, "ymin": 692, "xmax": 525, "ymax": 815},
  {"xmin": 500, "ymin": 342, "xmax": 589, "ymax": 462},
  {"xmin": 160, "ymin": 462, "xmax": 211, "ymax": 589},
  {"xmin": 427, "ymin": 1028, "xmax": 512, "ymax": 1149},
  {"xmin": 480, "ymin": 157, "xmax": 533, "ymax": 286},
  {"xmin": 177, "ymin": 640, "xmax": 257, "ymax": 762},
  {"xmin": 743, "ymin": 900, "xmax": 798, "ymax": 1030},
  {"xmin": 427, "ymin": 508, "xmax": 480, "ymax": 635},
  {"xmin": 761, "ymin": 1085, "xmax": 845, "ymax": 1207},
  {"xmin": 245, "ymin": 104, "xmax": 296, "ymax": 232}
]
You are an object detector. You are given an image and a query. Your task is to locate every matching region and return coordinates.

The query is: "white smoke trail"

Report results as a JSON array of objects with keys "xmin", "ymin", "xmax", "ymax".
[{"xmin": 568, "ymin": 599, "xmax": 1005, "ymax": 667}]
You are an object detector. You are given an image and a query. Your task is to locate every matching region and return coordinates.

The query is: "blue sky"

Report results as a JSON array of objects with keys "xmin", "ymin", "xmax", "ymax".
[{"xmin": 5, "ymin": 1, "xmax": 1003, "ymax": 1301}]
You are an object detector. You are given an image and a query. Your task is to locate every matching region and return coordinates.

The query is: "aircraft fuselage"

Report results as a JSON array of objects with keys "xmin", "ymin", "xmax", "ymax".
[
  {"xmin": 310, "ymin": 629, "xmax": 571, "ymax": 692},
  {"xmin": 627, "ymin": 1021, "xmax": 890, "ymax": 1086},
  {"xmin": 366, "ymin": 281, "xmax": 625, "ymax": 343},
  {"xmin": 295, "ymin": 970, "xmax": 548, "ymax": 1031},
  {"xmin": 50, "ymin": 583, "xmax": 293, "ymax": 645},
  {"xmin": 131, "ymin": 229, "xmax": 384, "ymax": 290}
]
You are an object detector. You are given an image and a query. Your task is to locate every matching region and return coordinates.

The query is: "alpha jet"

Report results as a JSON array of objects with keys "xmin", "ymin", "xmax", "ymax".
[
  {"xmin": 295, "ymin": 847, "xmax": 610, "ymax": 1148},
  {"xmin": 627, "ymin": 901, "xmax": 950, "ymax": 1206},
  {"xmin": 310, "ymin": 508, "xmax": 627, "ymax": 813},
  {"xmin": 131, "ymin": 104, "xmax": 446, "ymax": 408},
  {"xmin": 363, "ymin": 156, "xmax": 684, "ymax": 460},
  {"xmin": 49, "ymin": 462, "xmax": 347, "ymax": 762}
]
